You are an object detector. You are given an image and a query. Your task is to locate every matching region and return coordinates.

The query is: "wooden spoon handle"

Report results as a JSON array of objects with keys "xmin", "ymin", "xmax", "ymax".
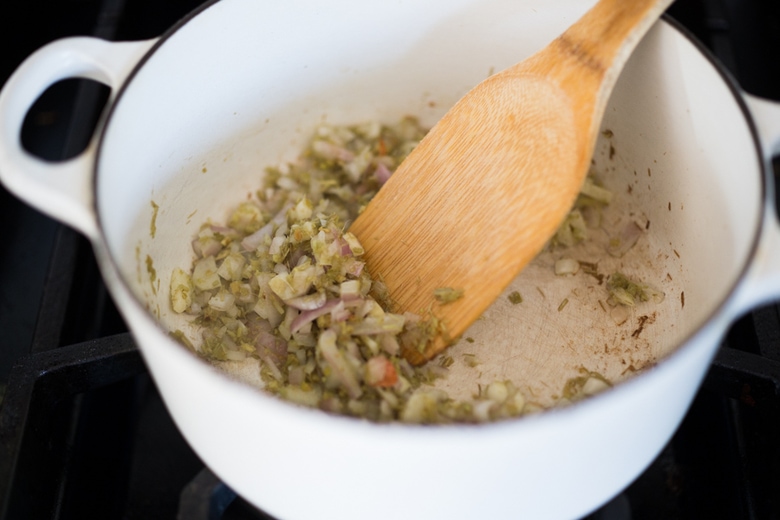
[{"xmin": 521, "ymin": 0, "xmax": 674, "ymax": 145}]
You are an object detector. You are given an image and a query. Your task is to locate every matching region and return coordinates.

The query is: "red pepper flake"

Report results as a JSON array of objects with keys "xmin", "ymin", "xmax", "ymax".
[{"xmin": 365, "ymin": 356, "xmax": 398, "ymax": 387}]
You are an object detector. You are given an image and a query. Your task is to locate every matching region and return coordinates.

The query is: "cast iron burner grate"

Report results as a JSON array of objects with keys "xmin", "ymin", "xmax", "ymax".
[{"xmin": 0, "ymin": 1, "xmax": 779, "ymax": 519}]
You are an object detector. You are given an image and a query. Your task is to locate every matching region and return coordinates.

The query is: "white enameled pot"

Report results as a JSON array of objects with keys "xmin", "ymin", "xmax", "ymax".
[{"xmin": 1, "ymin": 1, "xmax": 780, "ymax": 519}]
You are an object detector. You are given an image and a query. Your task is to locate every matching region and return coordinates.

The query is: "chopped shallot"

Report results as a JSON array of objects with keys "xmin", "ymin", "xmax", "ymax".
[
  {"xmin": 554, "ymin": 258, "xmax": 580, "ymax": 276},
  {"xmin": 374, "ymin": 162, "xmax": 392, "ymax": 185}
]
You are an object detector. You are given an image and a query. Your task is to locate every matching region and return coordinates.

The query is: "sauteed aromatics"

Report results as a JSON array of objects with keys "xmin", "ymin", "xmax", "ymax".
[{"xmin": 169, "ymin": 118, "xmax": 660, "ymax": 423}]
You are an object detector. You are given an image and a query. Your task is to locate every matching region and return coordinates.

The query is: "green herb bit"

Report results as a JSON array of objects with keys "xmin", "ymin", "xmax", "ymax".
[
  {"xmin": 433, "ymin": 287, "xmax": 464, "ymax": 304},
  {"xmin": 606, "ymin": 272, "xmax": 648, "ymax": 307},
  {"xmin": 145, "ymin": 255, "xmax": 157, "ymax": 295},
  {"xmin": 462, "ymin": 353, "xmax": 480, "ymax": 368},
  {"xmin": 581, "ymin": 178, "xmax": 613, "ymax": 205},
  {"xmin": 439, "ymin": 355, "xmax": 455, "ymax": 368},
  {"xmin": 508, "ymin": 291, "xmax": 523, "ymax": 304},
  {"xmin": 150, "ymin": 200, "xmax": 159, "ymax": 238},
  {"xmin": 552, "ymin": 209, "xmax": 588, "ymax": 248}
]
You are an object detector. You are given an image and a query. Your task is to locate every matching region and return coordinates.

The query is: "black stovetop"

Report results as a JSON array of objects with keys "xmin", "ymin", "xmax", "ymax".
[{"xmin": 1, "ymin": 1, "xmax": 779, "ymax": 519}]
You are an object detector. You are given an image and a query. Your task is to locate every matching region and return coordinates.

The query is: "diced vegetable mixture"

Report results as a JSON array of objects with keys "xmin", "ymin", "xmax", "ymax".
[{"xmin": 170, "ymin": 117, "xmax": 661, "ymax": 423}]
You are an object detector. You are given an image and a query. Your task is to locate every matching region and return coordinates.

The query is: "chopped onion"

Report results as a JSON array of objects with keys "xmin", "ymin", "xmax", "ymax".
[
  {"xmin": 555, "ymin": 257, "xmax": 580, "ymax": 276},
  {"xmin": 281, "ymin": 386, "xmax": 321, "ymax": 407},
  {"xmin": 172, "ymin": 117, "xmax": 596, "ymax": 424},
  {"xmin": 350, "ymin": 314, "xmax": 405, "ymax": 335},
  {"xmin": 582, "ymin": 377, "xmax": 610, "ymax": 396},
  {"xmin": 608, "ymin": 221, "xmax": 643, "ymax": 258},
  {"xmin": 217, "ymin": 253, "xmax": 246, "ymax": 281},
  {"xmin": 208, "ymin": 290, "xmax": 236, "ymax": 313},
  {"xmin": 240, "ymin": 221, "xmax": 274, "ymax": 251},
  {"xmin": 317, "ymin": 329, "xmax": 362, "ymax": 399},
  {"xmin": 192, "ymin": 236, "xmax": 223, "ymax": 258},
  {"xmin": 486, "ymin": 381, "xmax": 509, "ymax": 403},
  {"xmin": 286, "ymin": 290, "xmax": 327, "ymax": 311},
  {"xmin": 192, "ymin": 256, "xmax": 221, "ymax": 291},
  {"xmin": 610, "ymin": 304, "xmax": 631, "ymax": 325},
  {"xmin": 290, "ymin": 298, "xmax": 342, "ymax": 333},
  {"xmin": 255, "ymin": 329, "xmax": 287, "ymax": 364},
  {"xmin": 580, "ymin": 177, "xmax": 613, "ymax": 204},
  {"xmin": 339, "ymin": 280, "xmax": 361, "ymax": 299},
  {"xmin": 374, "ymin": 162, "xmax": 392, "ymax": 185},
  {"xmin": 170, "ymin": 268, "xmax": 192, "ymax": 313},
  {"xmin": 311, "ymin": 140, "xmax": 355, "ymax": 162},
  {"xmin": 257, "ymin": 350, "xmax": 284, "ymax": 382},
  {"xmin": 472, "ymin": 400, "xmax": 495, "ymax": 423}
]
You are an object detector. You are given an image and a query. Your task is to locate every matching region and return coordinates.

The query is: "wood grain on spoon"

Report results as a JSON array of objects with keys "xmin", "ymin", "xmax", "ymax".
[{"xmin": 349, "ymin": 0, "xmax": 673, "ymax": 364}]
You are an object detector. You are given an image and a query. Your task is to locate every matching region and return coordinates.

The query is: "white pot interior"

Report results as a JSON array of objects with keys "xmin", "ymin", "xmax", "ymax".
[{"xmin": 91, "ymin": 1, "xmax": 766, "ymax": 518}]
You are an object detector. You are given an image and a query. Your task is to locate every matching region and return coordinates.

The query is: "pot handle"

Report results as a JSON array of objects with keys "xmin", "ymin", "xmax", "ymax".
[
  {"xmin": 731, "ymin": 93, "xmax": 780, "ymax": 313},
  {"xmin": 0, "ymin": 37, "xmax": 156, "ymax": 240}
]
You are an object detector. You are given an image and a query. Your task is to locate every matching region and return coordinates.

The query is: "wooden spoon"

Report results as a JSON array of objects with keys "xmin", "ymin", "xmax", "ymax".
[{"xmin": 349, "ymin": 0, "xmax": 673, "ymax": 364}]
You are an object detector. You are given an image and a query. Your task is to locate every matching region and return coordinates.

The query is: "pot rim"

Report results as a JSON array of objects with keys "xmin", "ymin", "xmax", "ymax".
[{"xmin": 91, "ymin": 1, "xmax": 770, "ymax": 430}]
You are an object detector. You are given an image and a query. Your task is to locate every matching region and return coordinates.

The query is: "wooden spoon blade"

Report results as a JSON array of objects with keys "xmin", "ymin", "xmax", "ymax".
[
  {"xmin": 350, "ymin": 0, "xmax": 673, "ymax": 364},
  {"xmin": 350, "ymin": 74, "xmax": 586, "ymax": 363}
]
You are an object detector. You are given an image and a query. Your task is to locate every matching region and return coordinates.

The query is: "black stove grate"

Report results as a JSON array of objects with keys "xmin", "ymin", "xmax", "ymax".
[{"xmin": 1, "ymin": 1, "xmax": 779, "ymax": 519}]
